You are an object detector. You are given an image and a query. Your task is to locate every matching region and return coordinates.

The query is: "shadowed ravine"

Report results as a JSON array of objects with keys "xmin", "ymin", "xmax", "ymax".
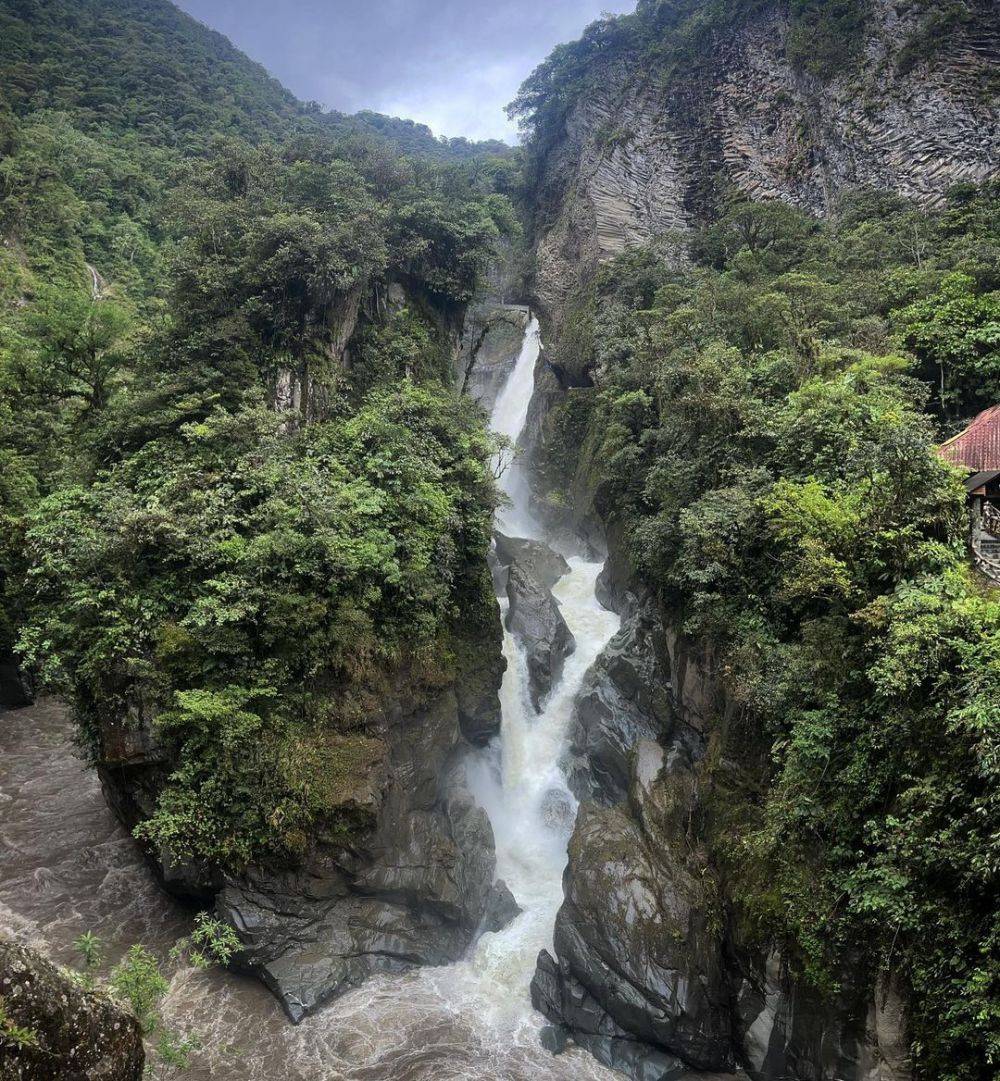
[{"xmin": 0, "ymin": 322, "xmax": 625, "ymax": 1080}]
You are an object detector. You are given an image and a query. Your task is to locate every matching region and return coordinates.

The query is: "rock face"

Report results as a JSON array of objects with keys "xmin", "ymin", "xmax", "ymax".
[
  {"xmin": 494, "ymin": 532, "xmax": 570, "ymax": 592},
  {"xmin": 457, "ymin": 306, "xmax": 531, "ymax": 415},
  {"xmin": 505, "ymin": 559, "xmax": 575, "ymax": 711},
  {"xmin": 531, "ymin": 0, "xmax": 999, "ymax": 366},
  {"xmin": 533, "ymin": 740, "xmax": 735, "ymax": 1076},
  {"xmin": 731, "ymin": 953, "xmax": 913, "ymax": 1081},
  {"xmin": 533, "ymin": 550, "xmax": 913, "ymax": 1080},
  {"xmin": 567, "ymin": 596, "xmax": 696, "ymax": 805},
  {"xmin": 0, "ymin": 657, "xmax": 32, "ymax": 708},
  {"xmin": 92, "ymin": 599, "xmax": 514, "ymax": 1023},
  {"xmin": 217, "ymin": 691, "xmax": 518, "ymax": 1022},
  {"xmin": 0, "ymin": 936, "xmax": 144, "ymax": 1080}
]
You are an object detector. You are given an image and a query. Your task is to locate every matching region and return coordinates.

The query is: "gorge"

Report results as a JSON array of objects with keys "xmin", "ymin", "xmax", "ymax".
[{"xmin": 1, "ymin": 1, "xmax": 999, "ymax": 1079}]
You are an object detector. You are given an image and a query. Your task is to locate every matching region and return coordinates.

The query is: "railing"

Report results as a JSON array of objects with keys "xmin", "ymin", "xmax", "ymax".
[
  {"xmin": 983, "ymin": 500, "xmax": 1000, "ymax": 536},
  {"xmin": 974, "ymin": 500, "xmax": 1000, "ymax": 583}
]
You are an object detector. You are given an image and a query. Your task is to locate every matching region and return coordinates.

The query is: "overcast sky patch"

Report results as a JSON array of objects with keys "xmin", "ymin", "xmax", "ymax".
[{"xmin": 174, "ymin": 0, "xmax": 636, "ymax": 141}]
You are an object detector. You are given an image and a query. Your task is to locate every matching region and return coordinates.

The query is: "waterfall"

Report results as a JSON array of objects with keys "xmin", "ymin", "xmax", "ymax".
[
  {"xmin": 454, "ymin": 314, "xmax": 621, "ymax": 1033},
  {"xmin": 492, "ymin": 315, "xmax": 542, "ymax": 538}
]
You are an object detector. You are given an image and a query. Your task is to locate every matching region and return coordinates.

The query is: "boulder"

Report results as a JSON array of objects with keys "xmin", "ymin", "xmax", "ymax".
[
  {"xmin": 0, "ymin": 936, "xmax": 144, "ymax": 1080},
  {"xmin": 505, "ymin": 562, "xmax": 575, "ymax": 711},
  {"xmin": 493, "ymin": 532, "xmax": 570, "ymax": 591},
  {"xmin": 567, "ymin": 598, "xmax": 699, "ymax": 804}
]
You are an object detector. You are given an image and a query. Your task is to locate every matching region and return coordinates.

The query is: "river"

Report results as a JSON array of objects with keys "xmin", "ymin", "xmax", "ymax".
[{"xmin": 0, "ymin": 318, "xmax": 624, "ymax": 1080}]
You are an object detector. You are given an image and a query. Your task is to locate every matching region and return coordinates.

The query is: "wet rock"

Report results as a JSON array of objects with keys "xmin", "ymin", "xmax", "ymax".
[
  {"xmin": 539, "ymin": 787, "xmax": 574, "ymax": 834},
  {"xmin": 568, "ymin": 598, "xmax": 698, "ymax": 805},
  {"xmin": 539, "ymin": 1023, "xmax": 568, "ymax": 1055},
  {"xmin": 487, "ymin": 542, "xmax": 509, "ymax": 597},
  {"xmin": 93, "ymin": 589, "xmax": 508, "ymax": 1022},
  {"xmin": 505, "ymin": 562, "xmax": 575, "ymax": 711},
  {"xmin": 493, "ymin": 532, "xmax": 570, "ymax": 591},
  {"xmin": 457, "ymin": 306, "xmax": 530, "ymax": 414},
  {"xmin": 732, "ymin": 950, "xmax": 912, "ymax": 1081},
  {"xmin": 218, "ymin": 697, "xmax": 517, "ymax": 1024},
  {"xmin": 0, "ymin": 657, "xmax": 33, "ymax": 708},
  {"xmin": 533, "ymin": 950, "xmax": 722, "ymax": 1081},
  {"xmin": 0, "ymin": 936, "xmax": 144, "ymax": 1080},
  {"xmin": 480, "ymin": 879, "xmax": 522, "ymax": 934},
  {"xmin": 454, "ymin": 589, "xmax": 506, "ymax": 746},
  {"xmin": 533, "ymin": 740, "xmax": 734, "ymax": 1076}
]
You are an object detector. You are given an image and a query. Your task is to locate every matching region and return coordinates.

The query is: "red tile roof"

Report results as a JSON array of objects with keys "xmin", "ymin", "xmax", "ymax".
[{"xmin": 939, "ymin": 405, "xmax": 1000, "ymax": 471}]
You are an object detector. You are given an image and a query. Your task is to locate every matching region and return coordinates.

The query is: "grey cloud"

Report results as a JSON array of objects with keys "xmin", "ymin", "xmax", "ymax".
[{"xmin": 174, "ymin": 0, "xmax": 636, "ymax": 141}]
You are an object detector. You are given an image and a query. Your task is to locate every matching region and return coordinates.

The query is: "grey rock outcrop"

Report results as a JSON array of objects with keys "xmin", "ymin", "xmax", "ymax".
[
  {"xmin": 567, "ymin": 596, "xmax": 697, "ymax": 804},
  {"xmin": 494, "ymin": 532, "xmax": 570, "ymax": 591},
  {"xmin": 534, "ymin": 553, "xmax": 913, "ymax": 1080},
  {"xmin": 505, "ymin": 560, "xmax": 575, "ymax": 711},
  {"xmin": 0, "ymin": 936, "xmax": 144, "ymax": 1080},
  {"xmin": 458, "ymin": 307, "xmax": 531, "ymax": 415},
  {"xmin": 531, "ymin": 0, "xmax": 999, "ymax": 377},
  {"xmin": 217, "ymin": 699, "xmax": 518, "ymax": 1022},
  {"xmin": 93, "ymin": 597, "xmax": 512, "ymax": 1022},
  {"xmin": 533, "ymin": 740, "xmax": 735, "ymax": 1074},
  {"xmin": 731, "ymin": 951, "xmax": 913, "ymax": 1081}
]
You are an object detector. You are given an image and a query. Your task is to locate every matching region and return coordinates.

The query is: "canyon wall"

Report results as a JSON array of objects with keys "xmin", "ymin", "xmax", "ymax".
[
  {"xmin": 530, "ymin": 0, "xmax": 999, "ymax": 352},
  {"xmin": 93, "ymin": 590, "xmax": 516, "ymax": 1024},
  {"xmin": 520, "ymin": 2, "xmax": 998, "ymax": 1078}
]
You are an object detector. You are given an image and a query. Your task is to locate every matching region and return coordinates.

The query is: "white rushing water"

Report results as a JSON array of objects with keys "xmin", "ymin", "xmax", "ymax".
[
  {"xmin": 0, "ymin": 316, "xmax": 623, "ymax": 1081},
  {"xmin": 491, "ymin": 315, "xmax": 542, "ymax": 538}
]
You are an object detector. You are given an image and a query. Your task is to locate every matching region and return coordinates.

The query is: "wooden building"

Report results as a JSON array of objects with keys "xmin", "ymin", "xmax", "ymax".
[{"xmin": 939, "ymin": 405, "xmax": 1000, "ymax": 581}]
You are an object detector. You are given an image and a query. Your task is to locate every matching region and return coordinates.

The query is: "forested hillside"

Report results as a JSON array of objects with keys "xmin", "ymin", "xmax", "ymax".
[
  {"xmin": 0, "ymin": 0, "xmax": 520, "ymax": 864},
  {"xmin": 514, "ymin": 2, "xmax": 1000, "ymax": 1073}
]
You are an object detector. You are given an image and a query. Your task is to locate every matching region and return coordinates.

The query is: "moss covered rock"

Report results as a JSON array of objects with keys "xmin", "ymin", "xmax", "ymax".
[{"xmin": 0, "ymin": 936, "xmax": 143, "ymax": 1080}]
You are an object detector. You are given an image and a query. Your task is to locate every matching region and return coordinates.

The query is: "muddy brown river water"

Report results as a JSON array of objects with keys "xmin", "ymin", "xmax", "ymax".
[{"xmin": 0, "ymin": 699, "xmax": 626, "ymax": 1081}]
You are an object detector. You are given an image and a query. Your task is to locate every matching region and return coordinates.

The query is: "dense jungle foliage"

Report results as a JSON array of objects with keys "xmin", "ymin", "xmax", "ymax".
[
  {"xmin": 0, "ymin": 0, "xmax": 519, "ymax": 868},
  {"xmin": 539, "ymin": 185, "xmax": 1000, "ymax": 1078}
]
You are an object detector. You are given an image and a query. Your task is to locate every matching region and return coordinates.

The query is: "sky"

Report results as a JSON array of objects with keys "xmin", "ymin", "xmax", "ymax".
[{"xmin": 174, "ymin": 0, "xmax": 636, "ymax": 142}]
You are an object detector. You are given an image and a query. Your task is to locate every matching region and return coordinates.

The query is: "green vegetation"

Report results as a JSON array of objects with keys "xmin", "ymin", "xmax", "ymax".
[
  {"xmin": 540, "ymin": 186, "xmax": 1000, "ymax": 1079},
  {"xmin": 0, "ymin": 0, "xmax": 516, "ymax": 159},
  {"xmin": 72, "ymin": 927, "xmax": 239, "ymax": 1076},
  {"xmin": 507, "ymin": 0, "xmax": 984, "ymax": 148},
  {"xmin": 170, "ymin": 913, "xmax": 243, "ymax": 970},
  {"xmin": 0, "ymin": 998, "xmax": 40, "ymax": 1052},
  {"xmin": 0, "ymin": 0, "xmax": 515, "ymax": 871}
]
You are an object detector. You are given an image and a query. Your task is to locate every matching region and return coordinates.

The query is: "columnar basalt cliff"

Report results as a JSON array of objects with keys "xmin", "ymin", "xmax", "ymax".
[{"xmin": 528, "ymin": 0, "xmax": 999, "ymax": 355}]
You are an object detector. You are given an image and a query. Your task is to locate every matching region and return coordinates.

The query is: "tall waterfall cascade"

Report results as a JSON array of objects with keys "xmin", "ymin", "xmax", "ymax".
[{"xmin": 491, "ymin": 316, "xmax": 542, "ymax": 538}]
